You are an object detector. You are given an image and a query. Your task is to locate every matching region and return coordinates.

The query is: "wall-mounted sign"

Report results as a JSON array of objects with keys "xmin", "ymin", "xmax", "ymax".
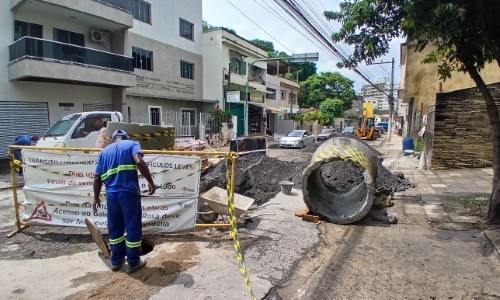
[{"xmin": 227, "ymin": 91, "xmax": 240, "ymax": 103}]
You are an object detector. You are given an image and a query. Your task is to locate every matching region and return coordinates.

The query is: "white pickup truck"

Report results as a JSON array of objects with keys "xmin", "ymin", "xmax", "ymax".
[{"xmin": 36, "ymin": 111, "xmax": 124, "ymax": 148}]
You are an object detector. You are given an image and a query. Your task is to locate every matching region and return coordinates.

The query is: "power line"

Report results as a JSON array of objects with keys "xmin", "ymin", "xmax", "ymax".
[
  {"xmin": 274, "ymin": 0, "xmax": 389, "ymax": 97},
  {"xmin": 225, "ymin": 0, "xmax": 295, "ymax": 54},
  {"xmin": 253, "ymin": 0, "xmax": 331, "ymax": 54}
]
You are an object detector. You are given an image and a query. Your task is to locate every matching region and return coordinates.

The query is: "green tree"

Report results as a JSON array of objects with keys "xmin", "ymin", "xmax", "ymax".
[
  {"xmin": 324, "ymin": 0, "xmax": 500, "ymax": 223},
  {"xmin": 298, "ymin": 72, "xmax": 356, "ymax": 110},
  {"xmin": 303, "ymin": 111, "xmax": 328, "ymax": 124},
  {"xmin": 202, "ymin": 20, "xmax": 213, "ymax": 33},
  {"xmin": 319, "ymin": 98, "xmax": 345, "ymax": 124},
  {"xmin": 250, "ymin": 39, "xmax": 275, "ymax": 53},
  {"xmin": 202, "ymin": 20, "xmax": 236, "ymax": 35}
]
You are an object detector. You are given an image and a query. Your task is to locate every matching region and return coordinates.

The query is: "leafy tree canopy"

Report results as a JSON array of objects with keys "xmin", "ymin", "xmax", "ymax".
[
  {"xmin": 251, "ymin": 39, "xmax": 275, "ymax": 53},
  {"xmin": 324, "ymin": 0, "xmax": 500, "ymax": 222},
  {"xmin": 299, "ymin": 72, "xmax": 356, "ymax": 111},
  {"xmin": 202, "ymin": 20, "xmax": 236, "ymax": 35},
  {"xmin": 319, "ymin": 98, "xmax": 345, "ymax": 123}
]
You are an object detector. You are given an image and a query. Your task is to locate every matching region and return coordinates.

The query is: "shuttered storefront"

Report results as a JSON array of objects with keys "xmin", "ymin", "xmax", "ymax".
[
  {"xmin": 0, "ymin": 101, "xmax": 49, "ymax": 159},
  {"xmin": 83, "ymin": 103, "xmax": 113, "ymax": 112}
]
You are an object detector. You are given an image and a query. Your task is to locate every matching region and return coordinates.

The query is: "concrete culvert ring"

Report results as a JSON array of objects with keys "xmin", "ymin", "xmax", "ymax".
[{"xmin": 302, "ymin": 136, "xmax": 378, "ymax": 224}]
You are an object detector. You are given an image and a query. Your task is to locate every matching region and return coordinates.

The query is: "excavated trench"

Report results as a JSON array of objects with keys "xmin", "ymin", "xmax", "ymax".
[{"xmin": 200, "ymin": 137, "xmax": 414, "ymax": 222}]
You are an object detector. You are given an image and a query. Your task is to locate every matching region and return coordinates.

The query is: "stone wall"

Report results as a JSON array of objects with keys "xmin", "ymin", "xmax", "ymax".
[{"xmin": 430, "ymin": 83, "xmax": 500, "ymax": 169}]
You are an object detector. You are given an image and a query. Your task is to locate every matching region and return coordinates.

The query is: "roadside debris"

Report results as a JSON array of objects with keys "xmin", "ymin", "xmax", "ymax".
[
  {"xmin": 200, "ymin": 153, "xmax": 309, "ymax": 204},
  {"xmin": 200, "ymin": 148, "xmax": 414, "ymax": 206}
]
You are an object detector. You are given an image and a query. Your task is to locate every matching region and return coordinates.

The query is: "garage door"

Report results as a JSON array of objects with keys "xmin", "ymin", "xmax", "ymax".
[
  {"xmin": 83, "ymin": 103, "xmax": 113, "ymax": 112},
  {"xmin": 0, "ymin": 101, "xmax": 49, "ymax": 159}
]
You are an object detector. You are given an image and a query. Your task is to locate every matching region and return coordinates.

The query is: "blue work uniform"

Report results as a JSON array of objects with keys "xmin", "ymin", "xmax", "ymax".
[
  {"xmin": 95, "ymin": 140, "xmax": 143, "ymax": 266},
  {"xmin": 13, "ymin": 135, "xmax": 34, "ymax": 162}
]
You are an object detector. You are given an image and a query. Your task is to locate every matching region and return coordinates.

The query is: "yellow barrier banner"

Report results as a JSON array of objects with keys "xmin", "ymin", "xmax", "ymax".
[
  {"xmin": 22, "ymin": 188, "xmax": 197, "ymax": 233},
  {"xmin": 22, "ymin": 149, "xmax": 201, "ymax": 196},
  {"xmin": 20, "ymin": 149, "xmax": 201, "ymax": 233}
]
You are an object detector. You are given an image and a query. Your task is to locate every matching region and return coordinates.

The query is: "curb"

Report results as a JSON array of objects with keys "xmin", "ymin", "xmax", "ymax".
[{"xmin": 484, "ymin": 230, "xmax": 500, "ymax": 256}]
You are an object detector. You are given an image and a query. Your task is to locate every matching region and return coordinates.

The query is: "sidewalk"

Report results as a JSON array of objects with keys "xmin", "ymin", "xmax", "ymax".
[{"xmin": 375, "ymin": 133, "xmax": 499, "ymax": 254}]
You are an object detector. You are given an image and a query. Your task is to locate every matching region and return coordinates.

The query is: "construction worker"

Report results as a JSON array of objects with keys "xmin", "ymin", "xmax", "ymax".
[
  {"xmin": 93, "ymin": 130, "xmax": 156, "ymax": 274},
  {"xmin": 13, "ymin": 135, "xmax": 39, "ymax": 175}
]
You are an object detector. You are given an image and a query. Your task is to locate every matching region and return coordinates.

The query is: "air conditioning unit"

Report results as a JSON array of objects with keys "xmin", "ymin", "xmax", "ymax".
[{"xmin": 91, "ymin": 30, "xmax": 108, "ymax": 43}]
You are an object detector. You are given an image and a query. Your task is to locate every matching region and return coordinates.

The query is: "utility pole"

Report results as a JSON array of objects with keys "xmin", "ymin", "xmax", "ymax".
[
  {"xmin": 388, "ymin": 57, "xmax": 395, "ymax": 142},
  {"xmin": 368, "ymin": 58, "xmax": 395, "ymax": 142}
]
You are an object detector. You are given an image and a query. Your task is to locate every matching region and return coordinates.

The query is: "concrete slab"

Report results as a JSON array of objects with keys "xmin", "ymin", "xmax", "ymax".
[
  {"xmin": 431, "ymin": 183, "xmax": 447, "ymax": 188},
  {"xmin": 403, "ymin": 204, "xmax": 426, "ymax": 215},
  {"xmin": 485, "ymin": 230, "xmax": 500, "ymax": 256},
  {"xmin": 424, "ymin": 204, "xmax": 451, "ymax": 222},
  {"xmin": 449, "ymin": 215, "xmax": 477, "ymax": 224},
  {"xmin": 482, "ymin": 168, "xmax": 494, "ymax": 175}
]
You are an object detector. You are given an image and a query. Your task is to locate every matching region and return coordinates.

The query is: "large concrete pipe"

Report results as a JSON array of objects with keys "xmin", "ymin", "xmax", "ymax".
[{"xmin": 302, "ymin": 136, "xmax": 380, "ymax": 224}]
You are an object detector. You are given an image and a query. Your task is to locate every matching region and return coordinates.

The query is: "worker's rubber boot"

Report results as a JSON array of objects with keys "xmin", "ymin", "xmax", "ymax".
[
  {"xmin": 110, "ymin": 260, "xmax": 124, "ymax": 272},
  {"xmin": 126, "ymin": 259, "xmax": 146, "ymax": 274}
]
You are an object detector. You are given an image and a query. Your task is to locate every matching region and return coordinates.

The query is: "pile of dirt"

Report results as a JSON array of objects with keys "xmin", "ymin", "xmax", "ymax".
[
  {"xmin": 200, "ymin": 153, "xmax": 309, "ymax": 204},
  {"xmin": 201, "ymin": 149, "xmax": 415, "ymax": 204},
  {"xmin": 320, "ymin": 161, "xmax": 364, "ymax": 191},
  {"xmin": 375, "ymin": 163, "xmax": 416, "ymax": 194}
]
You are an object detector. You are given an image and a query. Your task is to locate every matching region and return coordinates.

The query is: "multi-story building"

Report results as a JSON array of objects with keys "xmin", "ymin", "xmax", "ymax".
[
  {"xmin": 1, "ymin": 0, "xmax": 206, "ymax": 157},
  {"xmin": 265, "ymin": 62, "xmax": 300, "ymax": 134},
  {"xmin": 203, "ymin": 28, "xmax": 276, "ymax": 136},
  {"xmin": 360, "ymin": 77, "xmax": 397, "ymax": 112}
]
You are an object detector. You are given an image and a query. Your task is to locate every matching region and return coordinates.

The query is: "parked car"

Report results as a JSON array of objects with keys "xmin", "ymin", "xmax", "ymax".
[
  {"xmin": 341, "ymin": 126, "xmax": 355, "ymax": 136},
  {"xmin": 279, "ymin": 130, "xmax": 316, "ymax": 148},
  {"xmin": 316, "ymin": 128, "xmax": 337, "ymax": 141}
]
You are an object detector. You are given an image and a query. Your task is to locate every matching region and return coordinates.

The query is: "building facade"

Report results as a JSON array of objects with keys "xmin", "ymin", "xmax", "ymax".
[
  {"xmin": 399, "ymin": 42, "xmax": 500, "ymax": 138},
  {"xmin": 360, "ymin": 77, "xmax": 398, "ymax": 112},
  {"xmin": 1, "ymin": 0, "xmax": 207, "ymax": 157},
  {"xmin": 203, "ymin": 28, "xmax": 273, "ymax": 136},
  {"xmin": 399, "ymin": 41, "xmax": 500, "ymax": 169}
]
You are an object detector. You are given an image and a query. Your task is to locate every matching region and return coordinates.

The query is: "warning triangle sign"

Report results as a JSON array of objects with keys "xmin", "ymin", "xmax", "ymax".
[{"xmin": 29, "ymin": 201, "xmax": 52, "ymax": 222}]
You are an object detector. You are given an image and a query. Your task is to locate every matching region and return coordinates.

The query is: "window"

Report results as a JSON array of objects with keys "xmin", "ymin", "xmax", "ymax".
[
  {"xmin": 281, "ymin": 90, "xmax": 286, "ymax": 100},
  {"xmin": 133, "ymin": 0, "xmax": 151, "ymax": 23},
  {"xmin": 14, "ymin": 20, "xmax": 42, "ymax": 41},
  {"xmin": 132, "ymin": 47, "xmax": 153, "ymax": 70},
  {"xmin": 179, "ymin": 18, "xmax": 194, "ymax": 40},
  {"xmin": 180, "ymin": 60, "xmax": 194, "ymax": 79},
  {"xmin": 54, "ymin": 28, "xmax": 84, "ymax": 46},
  {"xmin": 266, "ymin": 88, "xmax": 276, "ymax": 100},
  {"xmin": 289, "ymin": 93, "xmax": 297, "ymax": 104},
  {"xmin": 148, "ymin": 106, "xmax": 162, "ymax": 126},
  {"xmin": 229, "ymin": 57, "xmax": 247, "ymax": 75},
  {"xmin": 181, "ymin": 108, "xmax": 196, "ymax": 126}
]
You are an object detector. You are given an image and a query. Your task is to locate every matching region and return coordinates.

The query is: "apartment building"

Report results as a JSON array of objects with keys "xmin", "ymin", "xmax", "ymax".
[
  {"xmin": 360, "ymin": 77, "xmax": 397, "ymax": 112},
  {"xmin": 265, "ymin": 65, "xmax": 300, "ymax": 134},
  {"xmin": 203, "ymin": 28, "xmax": 276, "ymax": 136},
  {"xmin": 1, "ymin": 0, "xmax": 205, "ymax": 157}
]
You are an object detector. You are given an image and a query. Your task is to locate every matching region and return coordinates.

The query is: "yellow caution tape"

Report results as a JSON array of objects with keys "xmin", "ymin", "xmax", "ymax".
[
  {"xmin": 104, "ymin": 129, "xmax": 175, "ymax": 140},
  {"xmin": 225, "ymin": 153, "xmax": 256, "ymax": 300}
]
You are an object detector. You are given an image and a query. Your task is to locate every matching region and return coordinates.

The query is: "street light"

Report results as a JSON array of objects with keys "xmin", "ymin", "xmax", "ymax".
[{"xmin": 244, "ymin": 53, "xmax": 319, "ymax": 136}]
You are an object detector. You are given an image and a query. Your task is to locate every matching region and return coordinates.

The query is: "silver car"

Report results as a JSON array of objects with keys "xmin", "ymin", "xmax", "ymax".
[{"xmin": 279, "ymin": 130, "xmax": 316, "ymax": 148}]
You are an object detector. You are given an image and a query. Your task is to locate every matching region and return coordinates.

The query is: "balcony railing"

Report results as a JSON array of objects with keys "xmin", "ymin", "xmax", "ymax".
[
  {"xmin": 96, "ymin": 0, "xmax": 133, "ymax": 12},
  {"xmin": 9, "ymin": 37, "xmax": 133, "ymax": 73}
]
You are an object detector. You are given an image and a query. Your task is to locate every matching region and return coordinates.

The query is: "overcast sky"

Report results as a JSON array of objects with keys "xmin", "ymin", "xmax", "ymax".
[{"xmin": 202, "ymin": 0, "xmax": 404, "ymax": 92}]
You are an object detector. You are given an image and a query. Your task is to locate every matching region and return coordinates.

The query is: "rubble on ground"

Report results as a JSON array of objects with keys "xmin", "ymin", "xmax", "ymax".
[
  {"xmin": 200, "ymin": 153, "xmax": 309, "ymax": 204},
  {"xmin": 200, "ymin": 146, "xmax": 415, "ymax": 204}
]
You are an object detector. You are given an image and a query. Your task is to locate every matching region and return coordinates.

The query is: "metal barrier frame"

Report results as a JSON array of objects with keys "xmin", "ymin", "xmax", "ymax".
[{"xmin": 7, "ymin": 145, "xmax": 237, "ymax": 237}]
